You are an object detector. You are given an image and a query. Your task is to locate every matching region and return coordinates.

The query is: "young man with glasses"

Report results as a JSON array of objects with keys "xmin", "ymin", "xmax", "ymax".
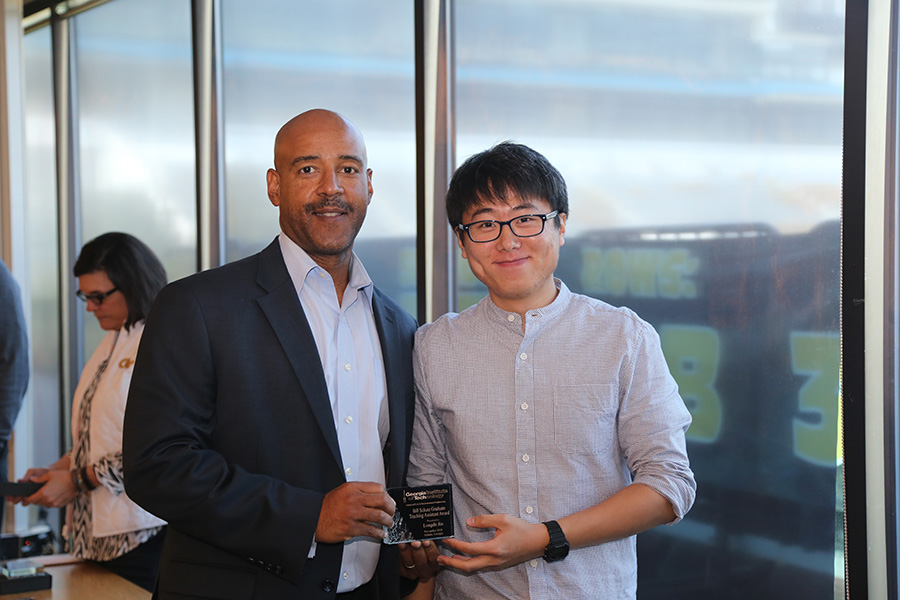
[{"xmin": 405, "ymin": 142, "xmax": 696, "ymax": 599}]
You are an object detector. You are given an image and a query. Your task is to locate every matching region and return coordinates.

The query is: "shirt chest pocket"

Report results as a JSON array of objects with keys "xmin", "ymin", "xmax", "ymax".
[{"xmin": 553, "ymin": 383, "xmax": 618, "ymax": 455}]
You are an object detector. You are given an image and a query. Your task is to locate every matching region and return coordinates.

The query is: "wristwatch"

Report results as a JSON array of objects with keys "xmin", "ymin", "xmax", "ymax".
[{"xmin": 542, "ymin": 520, "xmax": 569, "ymax": 562}]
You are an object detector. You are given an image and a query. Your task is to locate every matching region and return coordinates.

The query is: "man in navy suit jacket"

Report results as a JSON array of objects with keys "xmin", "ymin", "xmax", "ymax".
[{"xmin": 123, "ymin": 110, "xmax": 419, "ymax": 599}]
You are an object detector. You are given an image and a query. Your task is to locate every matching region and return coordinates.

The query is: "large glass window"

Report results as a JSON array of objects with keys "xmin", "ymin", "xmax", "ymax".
[
  {"xmin": 15, "ymin": 0, "xmax": 856, "ymax": 590},
  {"xmin": 23, "ymin": 24, "xmax": 61, "ymax": 520},
  {"xmin": 454, "ymin": 1, "xmax": 843, "ymax": 597},
  {"xmin": 221, "ymin": 0, "xmax": 417, "ymax": 315},
  {"xmin": 74, "ymin": 0, "xmax": 196, "ymax": 349}
]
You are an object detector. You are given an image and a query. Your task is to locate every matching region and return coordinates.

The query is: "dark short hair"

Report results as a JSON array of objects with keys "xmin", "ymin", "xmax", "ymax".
[
  {"xmin": 445, "ymin": 141, "xmax": 569, "ymax": 229},
  {"xmin": 73, "ymin": 232, "xmax": 167, "ymax": 330}
]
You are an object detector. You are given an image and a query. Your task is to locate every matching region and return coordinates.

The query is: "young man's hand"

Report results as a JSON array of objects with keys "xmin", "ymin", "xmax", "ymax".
[{"xmin": 437, "ymin": 514, "xmax": 550, "ymax": 572}]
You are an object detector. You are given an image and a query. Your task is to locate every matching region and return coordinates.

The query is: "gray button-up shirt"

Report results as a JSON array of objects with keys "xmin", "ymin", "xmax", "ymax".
[{"xmin": 408, "ymin": 280, "xmax": 696, "ymax": 599}]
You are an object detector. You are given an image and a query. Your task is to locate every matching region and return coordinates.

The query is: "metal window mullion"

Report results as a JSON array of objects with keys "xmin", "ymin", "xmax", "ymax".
[
  {"xmin": 51, "ymin": 8, "xmax": 82, "ymax": 454},
  {"xmin": 421, "ymin": 0, "xmax": 455, "ymax": 324},
  {"xmin": 192, "ymin": 0, "xmax": 225, "ymax": 271},
  {"xmin": 886, "ymin": 0, "xmax": 900, "ymax": 594}
]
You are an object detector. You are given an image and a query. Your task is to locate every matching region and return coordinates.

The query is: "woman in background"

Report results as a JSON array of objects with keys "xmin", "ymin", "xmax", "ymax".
[{"xmin": 14, "ymin": 232, "xmax": 167, "ymax": 591}]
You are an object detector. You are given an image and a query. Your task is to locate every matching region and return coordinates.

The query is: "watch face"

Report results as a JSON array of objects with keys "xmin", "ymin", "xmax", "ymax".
[{"xmin": 545, "ymin": 543, "xmax": 569, "ymax": 562}]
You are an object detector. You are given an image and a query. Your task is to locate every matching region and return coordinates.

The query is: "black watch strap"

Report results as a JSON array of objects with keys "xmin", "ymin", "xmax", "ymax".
[{"xmin": 542, "ymin": 520, "xmax": 570, "ymax": 562}]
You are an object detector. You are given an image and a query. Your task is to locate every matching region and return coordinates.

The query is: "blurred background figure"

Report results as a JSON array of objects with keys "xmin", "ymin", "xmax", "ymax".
[
  {"xmin": 0, "ymin": 261, "xmax": 28, "ymax": 531},
  {"xmin": 12, "ymin": 232, "xmax": 166, "ymax": 590}
]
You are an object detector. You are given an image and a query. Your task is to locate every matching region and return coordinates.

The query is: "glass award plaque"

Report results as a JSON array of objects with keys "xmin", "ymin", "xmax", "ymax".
[{"xmin": 384, "ymin": 484, "xmax": 453, "ymax": 544}]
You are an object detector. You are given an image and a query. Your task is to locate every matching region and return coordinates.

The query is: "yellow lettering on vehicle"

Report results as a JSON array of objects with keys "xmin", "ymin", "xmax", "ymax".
[
  {"xmin": 660, "ymin": 325, "xmax": 722, "ymax": 443},
  {"xmin": 582, "ymin": 247, "xmax": 699, "ymax": 299},
  {"xmin": 791, "ymin": 332, "xmax": 840, "ymax": 465}
]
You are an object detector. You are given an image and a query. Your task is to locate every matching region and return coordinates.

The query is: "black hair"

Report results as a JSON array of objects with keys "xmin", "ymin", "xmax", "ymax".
[
  {"xmin": 445, "ymin": 141, "xmax": 569, "ymax": 229},
  {"xmin": 73, "ymin": 232, "xmax": 167, "ymax": 330}
]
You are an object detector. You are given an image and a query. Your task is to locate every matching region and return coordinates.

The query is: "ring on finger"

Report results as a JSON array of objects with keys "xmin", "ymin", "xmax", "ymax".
[{"xmin": 404, "ymin": 564, "xmax": 415, "ymax": 569}]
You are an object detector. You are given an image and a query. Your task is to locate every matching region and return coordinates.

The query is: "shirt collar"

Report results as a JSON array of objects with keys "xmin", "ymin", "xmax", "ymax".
[
  {"xmin": 479, "ymin": 278, "xmax": 571, "ymax": 328},
  {"xmin": 278, "ymin": 232, "xmax": 375, "ymax": 307}
]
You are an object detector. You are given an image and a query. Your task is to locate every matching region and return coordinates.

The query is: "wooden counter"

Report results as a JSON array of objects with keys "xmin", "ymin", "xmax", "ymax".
[{"xmin": 0, "ymin": 554, "xmax": 150, "ymax": 600}]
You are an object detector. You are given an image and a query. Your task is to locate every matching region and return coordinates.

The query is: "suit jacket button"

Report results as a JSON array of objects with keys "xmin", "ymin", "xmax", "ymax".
[{"xmin": 322, "ymin": 580, "xmax": 335, "ymax": 593}]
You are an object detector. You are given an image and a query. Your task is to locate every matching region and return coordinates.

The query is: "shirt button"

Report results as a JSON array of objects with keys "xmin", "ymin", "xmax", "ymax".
[
  {"xmin": 520, "ymin": 353, "xmax": 527, "ymax": 360},
  {"xmin": 318, "ymin": 271, "xmax": 327, "ymax": 278},
  {"xmin": 344, "ymin": 416, "xmax": 353, "ymax": 424},
  {"xmin": 525, "ymin": 506, "xmax": 534, "ymax": 514},
  {"xmin": 345, "ymin": 467, "xmax": 352, "ymax": 476},
  {"xmin": 342, "ymin": 572, "xmax": 349, "ymax": 580},
  {"xmin": 507, "ymin": 314, "xmax": 515, "ymax": 322},
  {"xmin": 530, "ymin": 559, "xmax": 538, "ymax": 567},
  {"xmin": 344, "ymin": 363, "xmax": 351, "ymax": 371},
  {"xmin": 520, "ymin": 402, "xmax": 528, "ymax": 411},
  {"xmin": 522, "ymin": 454, "xmax": 530, "ymax": 463}
]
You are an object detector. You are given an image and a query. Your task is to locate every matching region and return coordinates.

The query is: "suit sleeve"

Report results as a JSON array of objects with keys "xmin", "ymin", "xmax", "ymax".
[
  {"xmin": 0, "ymin": 264, "xmax": 27, "ymax": 443},
  {"xmin": 123, "ymin": 281, "xmax": 323, "ymax": 585}
]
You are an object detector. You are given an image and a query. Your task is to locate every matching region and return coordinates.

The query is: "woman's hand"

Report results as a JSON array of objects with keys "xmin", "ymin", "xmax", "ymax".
[
  {"xmin": 7, "ymin": 467, "xmax": 50, "ymax": 504},
  {"xmin": 19, "ymin": 467, "xmax": 50, "ymax": 482},
  {"xmin": 17, "ymin": 469, "xmax": 77, "ymax": 508}
]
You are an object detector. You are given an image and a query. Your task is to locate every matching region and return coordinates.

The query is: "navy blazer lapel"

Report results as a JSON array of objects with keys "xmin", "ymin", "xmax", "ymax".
[
  {"xmin": 255, "ymin": 240, "xmax": 343, "ymax": 471},
  {"xmin": 372, "ymin": 290, "xmax": 406, "ymax": 486}
]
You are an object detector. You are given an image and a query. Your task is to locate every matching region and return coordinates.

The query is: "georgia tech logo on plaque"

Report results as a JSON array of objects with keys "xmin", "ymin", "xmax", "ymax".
[{"xmin": 119, "ymin": 358, "xmax": 135, "ymax": 369}]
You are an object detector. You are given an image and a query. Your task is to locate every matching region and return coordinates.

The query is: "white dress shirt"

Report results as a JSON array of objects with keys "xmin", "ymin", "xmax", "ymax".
[{"xmin": 279, "ymin": 233, "xmax": 388, "ymax": 592}]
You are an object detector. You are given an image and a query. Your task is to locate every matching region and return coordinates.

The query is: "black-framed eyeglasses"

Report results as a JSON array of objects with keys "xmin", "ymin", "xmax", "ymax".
[
  {"xmin": 457, "ymin": 210, "xmax": 559, "ymax": 243},
  {"xmin": 76, "ymin": 286, "xmax": 119, "ymax": 306}
]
